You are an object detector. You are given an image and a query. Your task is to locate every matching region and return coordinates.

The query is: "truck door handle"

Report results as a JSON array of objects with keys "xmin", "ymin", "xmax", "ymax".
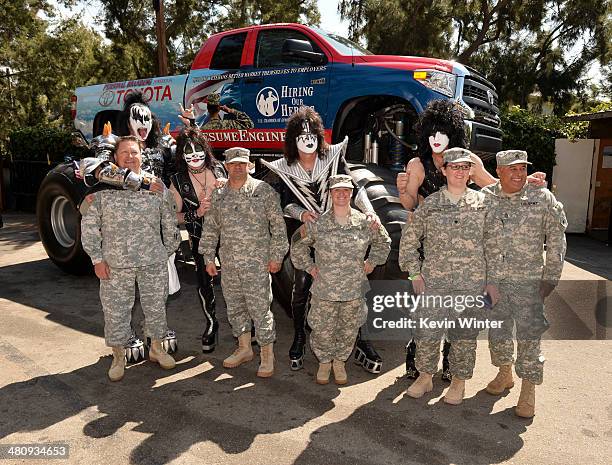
[{"xmin": 244, "ymin": 77, "xmax": 263, "ymax": 84}]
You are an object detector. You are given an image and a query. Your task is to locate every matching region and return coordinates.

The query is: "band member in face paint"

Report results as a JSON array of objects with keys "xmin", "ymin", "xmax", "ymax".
[
  {"xmin": 262, "ymin": 106, "xmax": 384, "ymax": 375},
  {"xmin": 169, "ymin": 128, "xmax": 227, "ymax": 353}
]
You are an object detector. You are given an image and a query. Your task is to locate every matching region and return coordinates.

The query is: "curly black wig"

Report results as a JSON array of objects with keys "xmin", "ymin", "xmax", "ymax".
[
  {"xmin": 118, "ymin": 91, "xmax": 161, "ymax": 149},
  {"xmin": 284, "ymin": 107, "xmax": 328, "ymax": 165},
  {"xmin": 174, "ymin": 127, "xmax": 215, "ymax": 174},
  {"xmin": 414, "ymin": 99, "xmax": 467, "ymax": 160}
]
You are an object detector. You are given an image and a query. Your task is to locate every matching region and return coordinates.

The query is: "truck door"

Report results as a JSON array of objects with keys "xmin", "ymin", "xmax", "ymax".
[
  {"xmin": 185, "ymin": 31, "xmax": 248, "ymax": 126},
  {"xmin": 240, "ymin": 28, "xmax": 331, "ymax": 137}
]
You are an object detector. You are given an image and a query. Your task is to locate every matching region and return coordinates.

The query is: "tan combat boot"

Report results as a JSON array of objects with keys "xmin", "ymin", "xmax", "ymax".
[
  {"xmin": 149, "ymin": 339, "xmax": 176, "ymax": 370},
  {"xmin": 257, "ymin": 343, "xmax": 275, "ymax": 378},
  {"xmin": 108, "ymin": 346, "xmax": 126, "ymax": 382},
  {"xmin": 406, "ymin": 372, "xmax": 433, "ymax": 398},
  {"xmin": 316, "ymin": 362, "xmax": 332, "ymax": 385},
  {"xmin": 444, "ymin": 377, "xmax": 465, "ymax": 405},
  {"xmin": 332, "ymin": 359, "xmax": 347, "ymax": 385},
  {"xmin": 486, "ymin": 364, "xmax": 514, "ymax": 395},
  {"xmin": 223, "ymin": 332, "xmax": 254, "ymax": 368},
  {"xmin": 515, "ymin": 379, "xmax": 536, "ymax": 418}
]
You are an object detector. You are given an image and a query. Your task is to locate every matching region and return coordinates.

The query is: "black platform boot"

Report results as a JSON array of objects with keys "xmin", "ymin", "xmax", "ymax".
[
  {"xmin": 195, "ymin": 251, "xmax": 218, "ymax": 353},
  {"xmin": 354, "ymin": 329, "xmax": 383, "ymax": 374},
  {"xmin": 199, "ymin": 287, "xmax": 218, "ymax": 353},
  {"xmin": 289, "ymin": 270, "xmax": 311, "ymax": 370},
  {"xmin": 405, "ymin": 339, "xmax": 419, "ymax": 379},
  {"xmin": 441, "ymin": 339, "xmax": 452, "ymax": 381}
]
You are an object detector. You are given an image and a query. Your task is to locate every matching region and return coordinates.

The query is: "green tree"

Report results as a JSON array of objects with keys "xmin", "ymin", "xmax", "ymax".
[
  {"xmin": 338, "ymin": 0, "xmax": 610, "ymax": 114},
  {"xmin": 91, "ymin": 0, "xmax": 321, "ymax": 77}
]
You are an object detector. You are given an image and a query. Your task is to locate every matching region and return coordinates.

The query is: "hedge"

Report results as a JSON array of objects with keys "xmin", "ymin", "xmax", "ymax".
[{"xmin": 7, "ymin": 125, "xmax": 89, "ymax": 163}]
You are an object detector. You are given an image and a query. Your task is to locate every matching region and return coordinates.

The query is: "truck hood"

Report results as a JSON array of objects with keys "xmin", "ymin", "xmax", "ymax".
[{"xmin": 355, "ymin": 55, "xmax": 455, "ymax": 74}]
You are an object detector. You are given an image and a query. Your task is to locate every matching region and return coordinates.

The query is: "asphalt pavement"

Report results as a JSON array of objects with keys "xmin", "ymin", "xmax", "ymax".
[{"xmin": 0, "ymin": 212, "xmax": 610, "ymax": 465}]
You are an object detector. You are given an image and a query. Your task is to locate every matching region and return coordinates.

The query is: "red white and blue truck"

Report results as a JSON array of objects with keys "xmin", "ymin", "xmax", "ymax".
[{"xmin": 37, "ymin": 23, "xmax": 502, "ymax": 294}]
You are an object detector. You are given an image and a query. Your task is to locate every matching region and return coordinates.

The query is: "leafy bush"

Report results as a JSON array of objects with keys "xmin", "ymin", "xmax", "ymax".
[
  {"xmin": 500, "ymin": 106, "xmax": 562, "ymax": 179},
  {"xmin": 7, "ymin": 125, "xmax": 89, "ymax": 163},
  {"xmin": 562, "ymin": 102, "xmax": 612, "ymax": 140}
]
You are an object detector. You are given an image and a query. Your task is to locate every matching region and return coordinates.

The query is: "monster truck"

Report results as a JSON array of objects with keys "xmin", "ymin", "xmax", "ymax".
[{"xmin": 37, "ymin": 23, "xmax": 502, "ymax": 307}]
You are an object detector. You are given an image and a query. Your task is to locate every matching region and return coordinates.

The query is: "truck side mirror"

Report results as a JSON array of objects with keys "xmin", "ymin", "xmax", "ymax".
[{"xmin": 282, "ymin": 39, "xmax": 326, "ymax": 65}]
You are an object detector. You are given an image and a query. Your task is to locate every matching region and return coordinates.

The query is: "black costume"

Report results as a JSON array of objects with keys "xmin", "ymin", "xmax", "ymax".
[{"xmin": 169, "ymin": 159, "xmax": 226, "ymax": 353}]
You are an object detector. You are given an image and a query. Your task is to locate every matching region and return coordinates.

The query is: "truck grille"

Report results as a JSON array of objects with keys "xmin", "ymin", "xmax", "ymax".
[
  {"xmin": 462, "ymin": 76, "xmax": 500, "ymax": 128},
  {"xmin": 463, "ymin": 84, "xmax": 498, "ymax": 107}
]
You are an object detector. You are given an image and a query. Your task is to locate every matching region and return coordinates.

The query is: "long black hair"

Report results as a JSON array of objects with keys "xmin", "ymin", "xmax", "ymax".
[
  {"xmin": 118, "ymin": 91, "xmax": 161, "ymax": 149},
  {"xmin": 284, "ymin": 107, "xmax": 328, "ymax": 165},
  {"xmin": 415, "ymin": 99, "xmax": 467, "ymax": 160}
]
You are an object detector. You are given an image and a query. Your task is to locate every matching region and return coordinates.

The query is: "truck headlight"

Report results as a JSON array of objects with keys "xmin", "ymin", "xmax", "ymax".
[{"xmin": 413, "ymin": 70, "xmax": 457, "ymax": 98}]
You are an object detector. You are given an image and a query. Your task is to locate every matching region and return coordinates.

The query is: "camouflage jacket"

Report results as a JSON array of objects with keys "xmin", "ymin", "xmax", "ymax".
[
  {"xmin": 201, "ymin": 111, "xmax": 254, "ymax": 130},
  {"xmin": 399, "ymin": 186, "xmax": 489, "ymax": 290},
  {"xmin": 482, "ymin": 181, "xmax": 567, "ymax": 286},
  {"xmin": 198, "ymin": 175, "xmax": 288, "ymax": 268},
  {"xmin": 291, "ymin": 208, "xmax": 391, "ymax": 301},
  {"xmin": 81, "ymin": 188, "xmax": 180, "ymax": 268}
]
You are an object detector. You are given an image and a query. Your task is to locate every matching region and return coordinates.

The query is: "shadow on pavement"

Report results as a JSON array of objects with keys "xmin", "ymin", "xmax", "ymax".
[
  {"xmin": 0, "ymin": 353, "xmax": 336, "ymax": 465},
  {"xmin": 293, "ymin": 376, "xmax": 530, "ymax": 465}
]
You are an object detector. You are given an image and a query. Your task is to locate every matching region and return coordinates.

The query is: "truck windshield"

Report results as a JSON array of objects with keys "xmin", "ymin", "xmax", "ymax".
[{"xmin": 312, "ymin": 28, "xmax": 373, "ymax": 56}]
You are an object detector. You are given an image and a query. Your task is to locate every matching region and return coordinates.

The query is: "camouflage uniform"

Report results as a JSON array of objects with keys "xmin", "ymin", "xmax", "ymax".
[
  {"xmin": 199, "ymin": 175, "xmax": 287, "ymax": 345},
  {"xmin": 291, "ymin": 207, "xmax": 391, "ymax": 363},
  {"xmin": 81, "ymin": 188, "xmax": 180, "ymax": 347},
  {"xmin": 483, "ymin": 156, "xmax": 567, "ymax": 385},
  {"xmin": 201, "ymin": 94, "xmax": 254, "ymax": 131},
  {"xmin": 202, "ymin": 111, "xmax": 254, "ymax": 130},
  {"xmin": 399, "ymin": 185, "xmax": 488, "ymax": 380}
]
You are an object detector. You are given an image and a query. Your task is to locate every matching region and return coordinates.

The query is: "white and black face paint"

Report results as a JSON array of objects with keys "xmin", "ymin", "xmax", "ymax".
[
  {"xmin": 296, "ymin": 120, "xmax": 318, "ymax": 154},
  {"xmin": 428, "ymin": 131, "xmax": 450, "ymax": 154},
  {"xmin": 183, "ymin": 141, "xmax": 206, "ymax": 169},
  {"xmin": 129, "ymin": 104, "xmax": 153, "ymax": 142}
]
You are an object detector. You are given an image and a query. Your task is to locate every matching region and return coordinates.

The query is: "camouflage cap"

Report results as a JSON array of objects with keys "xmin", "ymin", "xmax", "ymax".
[
  {"xmin": 329, "ymin": 174, "xmax": 354, "ymax": 189},
  {"xmin": 224, "ymin": 147, "xmax": 250, "ymax": 164},
  {"xmin": 496, "ymin": 150, "xmax": 532, "ymax": 166},
  {"xmin": 206, "ymin": 93, "xmax": 221, "ymax": 105},
  {"xmin": 443, "ymin": 147, "xmax": 474, "ymax": 164}
]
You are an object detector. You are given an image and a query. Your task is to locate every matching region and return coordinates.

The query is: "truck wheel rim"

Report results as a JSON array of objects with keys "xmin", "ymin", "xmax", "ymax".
[{"xmin": 50, "ymin": 196, "xmax": 77, "ymax": 248}]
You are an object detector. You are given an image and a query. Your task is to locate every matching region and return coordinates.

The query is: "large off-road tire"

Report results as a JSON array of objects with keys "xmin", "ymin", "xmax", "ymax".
[
  {"xmin": 36, "ymin": 165, "xmax": 91, "ymax": 275},
  {"xmin": 348, "ymin": 163, "xmax": 408, "ymax": 280}
]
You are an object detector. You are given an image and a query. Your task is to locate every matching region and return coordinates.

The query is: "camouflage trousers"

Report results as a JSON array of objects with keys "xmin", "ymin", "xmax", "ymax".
[
  {"xmin": 221, "ymin": 265, "xmax": 275, "ymax": 345},
  {"xmin": 308, "ymin": 296, "xmax": 367, "ymax": 363},
  {"xmin": 488, "ymin": 282, "xmax": 549, "ymax": 385},
  {"xmin": 414, "ymin": 289, "xmax": 482, "ymax": 380},
  {"xmin": 100, "ymin": 261, "xmax": 169, "ymax": 347}
]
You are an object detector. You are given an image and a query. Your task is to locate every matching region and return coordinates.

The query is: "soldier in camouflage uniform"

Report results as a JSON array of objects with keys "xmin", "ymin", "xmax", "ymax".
[
  {"xmin": 199, "ymin": 147, "xmax": 287, "ymax": 378},
  {"xmin": 81, "ymin": 136, "xmax": 181, "ymax": 382},
  {"xmin": 482, "ymin": 150, "xmax": 567, "ymax": 418},
  {"xmin": 201, "ymin": 93, "xmax": 254, "ymax": 130},
  {"xmin": 399, "ymin": 148, "xmax": 495, "ymax": 405},
  {"xmin": 291, "ymin": 174, "xmax": 391, "ymax": 385}
]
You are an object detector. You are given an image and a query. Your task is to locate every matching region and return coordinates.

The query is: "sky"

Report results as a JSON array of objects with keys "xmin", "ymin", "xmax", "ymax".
[{"xmin": 317, "ymin": 0, "xmax": 349, "ymax": 36}]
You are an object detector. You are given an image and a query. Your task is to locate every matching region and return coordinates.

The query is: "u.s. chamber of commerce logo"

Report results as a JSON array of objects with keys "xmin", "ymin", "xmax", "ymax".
[{"xmin": 256, "ymin": 87, "xmax": 279, "ymax": 117}]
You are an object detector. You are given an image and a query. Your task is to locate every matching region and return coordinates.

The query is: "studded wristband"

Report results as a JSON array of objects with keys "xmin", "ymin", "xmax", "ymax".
[{"xmin": 184, "ymin": 210, "xmax": 201, "ymax": 223}]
